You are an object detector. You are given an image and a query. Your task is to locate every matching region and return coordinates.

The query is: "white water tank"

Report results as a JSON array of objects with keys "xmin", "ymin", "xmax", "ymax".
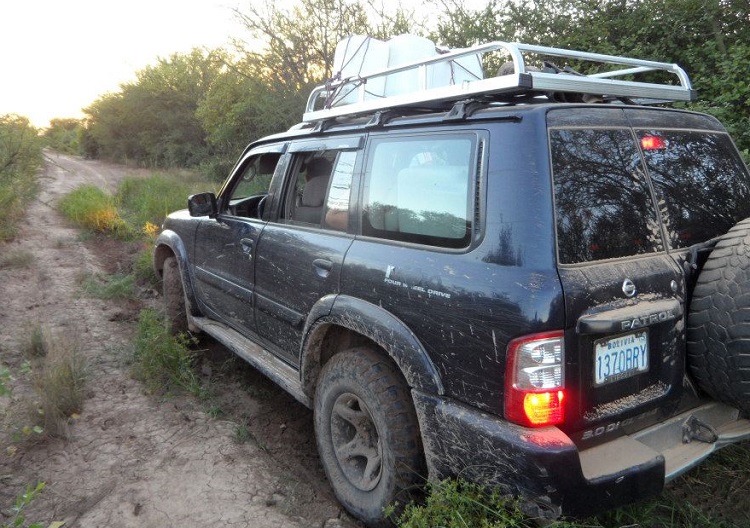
[{"xmin": 331, "ymin": 35, "xmax": 388, "ymax": 105}]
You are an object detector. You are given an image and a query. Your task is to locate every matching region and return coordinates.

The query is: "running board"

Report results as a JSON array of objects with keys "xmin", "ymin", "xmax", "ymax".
[{"xmin": 190, "ymin": 316, "xmax": 311, "ymax": 408}]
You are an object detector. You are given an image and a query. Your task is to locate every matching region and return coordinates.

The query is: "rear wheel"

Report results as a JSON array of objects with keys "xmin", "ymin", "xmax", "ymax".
[
  {"xmin": 162, "ymin": 256, "xmax": 188, "ymax": 334},
  {"xmin": 314, "ymin": 347, "xmax": 425, "ymax": 527},
  {"xmin": 687, "ymin": 218, "xmax": 750, "ymax": 412}
]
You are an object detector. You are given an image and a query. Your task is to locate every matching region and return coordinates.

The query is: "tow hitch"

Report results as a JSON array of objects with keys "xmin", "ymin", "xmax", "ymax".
[{"xmin": 682, "ymin": 415, "xmax": 718, "ymax": 444}]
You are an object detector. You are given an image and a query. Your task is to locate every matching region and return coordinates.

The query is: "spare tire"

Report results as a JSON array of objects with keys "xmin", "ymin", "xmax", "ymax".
[{"xmin": 687, "ymin": 217, "xmax": 750, "ymax": 413}]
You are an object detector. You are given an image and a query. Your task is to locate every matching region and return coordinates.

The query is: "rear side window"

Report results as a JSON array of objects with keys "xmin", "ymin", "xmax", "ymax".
[
  {"xmin": 362, "ymin": 135, "xmax": 475, "ymax": 248},
  {"xmin": 551, "ymin": 128, "xmax": 663, "ymax": 264},
  {"xmin": 636, "ymin": 129, "xmax": 750, "ymax": 249}
]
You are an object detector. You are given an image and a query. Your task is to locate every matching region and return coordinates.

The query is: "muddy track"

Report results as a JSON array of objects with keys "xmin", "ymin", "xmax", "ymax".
[{"xmin": 0, "ymin": 153, "xmax": 356, "ymax": 528}]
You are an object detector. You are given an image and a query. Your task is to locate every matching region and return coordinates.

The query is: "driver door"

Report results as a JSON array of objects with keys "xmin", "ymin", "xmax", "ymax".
[{"xmin": 191, "ymin": 146, "xmax": 285, "ymax": 336}]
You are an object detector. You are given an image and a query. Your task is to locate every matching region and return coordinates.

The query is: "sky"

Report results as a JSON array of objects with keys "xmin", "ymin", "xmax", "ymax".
[{"xmin": 0, "ymin": 0, "xmax": 243, "ymax": 128}]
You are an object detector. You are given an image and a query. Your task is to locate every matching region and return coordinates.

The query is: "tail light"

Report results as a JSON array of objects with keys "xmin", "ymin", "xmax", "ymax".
[{"xmin": 505, "ymin": 331, "xmax": 565, "ymax": 427}]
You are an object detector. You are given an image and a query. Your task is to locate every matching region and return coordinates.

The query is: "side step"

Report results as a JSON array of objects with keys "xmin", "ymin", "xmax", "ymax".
[{"xmin": 190, "ymin": 316, "xmax": 312, "ymax": 408}]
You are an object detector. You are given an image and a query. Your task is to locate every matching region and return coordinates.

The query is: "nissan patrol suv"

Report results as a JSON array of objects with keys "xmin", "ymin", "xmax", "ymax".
[{"xmin": 154, "ymin": 37, "xmax": 750, "ymax": 526}]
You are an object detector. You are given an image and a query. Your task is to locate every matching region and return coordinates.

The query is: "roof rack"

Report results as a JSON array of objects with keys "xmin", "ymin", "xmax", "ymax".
[{"xmin": 303, "ymin": 40, "xmax": 696, "ymax": 123}]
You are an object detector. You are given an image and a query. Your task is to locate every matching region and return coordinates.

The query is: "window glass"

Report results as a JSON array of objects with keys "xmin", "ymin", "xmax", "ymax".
[
  {"xmin": 636, "ymin": 129, "xmax": 750, "ymax": 249},
  {"xmin": 551, "ymin": 128, "xmax": 663, "ymax": 264},
  {"xmin": 362, "ymin": 136, "xmax": 474, "ymax": 248},
  {"xmin": 230, "ymin": 153, "xmax": 279, "ymax": 201},
  {"xmin": 324, "ymin": 151, "xmax": 356, "ymax": 231},
  {"xmin": 225, "ymin": 153, "xmax": 280, "ymax": 218}
]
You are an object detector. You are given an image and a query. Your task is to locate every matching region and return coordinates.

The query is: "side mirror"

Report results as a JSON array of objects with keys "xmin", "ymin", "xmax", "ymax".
[{"xmin": 188, "ymin": 192, "xmax": 217, "ymax": 217}]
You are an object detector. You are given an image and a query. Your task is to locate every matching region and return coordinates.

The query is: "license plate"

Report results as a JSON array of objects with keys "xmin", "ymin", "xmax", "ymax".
[{"xmin": 594, "ymin": 330, "xmax": 649, "ymax": 386}]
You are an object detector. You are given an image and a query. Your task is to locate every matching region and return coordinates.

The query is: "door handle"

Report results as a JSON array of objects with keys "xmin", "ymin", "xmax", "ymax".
[
  {"xmin": 312, "ymin": 258, "xmax": 333, "ymax": 278},
  {"xmin": 240, "ymin": 238, "xmax": 254, "ymax": 258}
]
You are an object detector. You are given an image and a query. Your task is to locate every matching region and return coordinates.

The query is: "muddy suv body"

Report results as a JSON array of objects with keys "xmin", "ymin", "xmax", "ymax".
[{"xmin": 155, "ymin": 41, "xmax": 750, "ymax": 524}]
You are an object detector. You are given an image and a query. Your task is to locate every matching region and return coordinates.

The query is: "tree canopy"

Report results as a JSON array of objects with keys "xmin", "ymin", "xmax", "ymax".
[{"xmin": 72, "ymin": 0, "xmax": 748, "ymax": 175}]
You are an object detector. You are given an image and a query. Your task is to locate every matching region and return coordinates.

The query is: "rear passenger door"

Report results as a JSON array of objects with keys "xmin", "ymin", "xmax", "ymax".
[
  {"xmin": 253, "ymin": 136, "xmax": 361, "ymax": 365},
  {"xmin": 548, "ymin": 108, "xmax": 687, "ymax": 442}
]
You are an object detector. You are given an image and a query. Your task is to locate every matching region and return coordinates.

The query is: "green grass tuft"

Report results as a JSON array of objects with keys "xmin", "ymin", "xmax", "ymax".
[
  {"xmin": 79, "ymin": 271, "xmax": 135, "ymax": 300},
  {"xmin": 132, "ymin": 308, "xmax": 203, "ymax": 397},
  {"xmin": 58, "ymin": 184, "xmax": 132, "ymax": 238},
  {"xmin": 0, "ymin": 249, "xmax": 34, "ymax": 269}
]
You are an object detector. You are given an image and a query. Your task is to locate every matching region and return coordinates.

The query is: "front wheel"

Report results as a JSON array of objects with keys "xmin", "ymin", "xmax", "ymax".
[
  {"xmin": 314, "ymin": 347, "xmax": 425, "ymax": 527},
  {"xmin": 162, "ymin": 256, "xmax": 188, "ymax": 334}
]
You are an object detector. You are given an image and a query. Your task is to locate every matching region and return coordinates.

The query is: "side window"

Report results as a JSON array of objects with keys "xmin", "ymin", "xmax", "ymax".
[
  {"xmin": 362, "ymin": 135, "xmax": 475, "ymax": 248},
  {"xmin": 282, "ymin": 150, "xmax": 355, "ymax": 230},
  {"xmin": 324, "ymin": 151, "xmax": 356, "ymax": 231},
  {"xmin": 224, "ymin": 153, "xmax": 281, "ymax": 218},
  {"xmin": 550, "ymin": 128, "xmax": 663, "ymax": 264}
]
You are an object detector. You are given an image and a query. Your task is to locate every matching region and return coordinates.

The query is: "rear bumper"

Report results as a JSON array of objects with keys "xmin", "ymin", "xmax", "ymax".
[{"xmin": 412, "ymin": 390, "xmax": 750, "ymax": 518}]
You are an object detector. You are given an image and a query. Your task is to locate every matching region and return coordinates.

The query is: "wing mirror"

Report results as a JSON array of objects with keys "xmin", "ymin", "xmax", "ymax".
[{"xmin": 188, "ymin": 192, "xmax": 218, "ymax": 217}]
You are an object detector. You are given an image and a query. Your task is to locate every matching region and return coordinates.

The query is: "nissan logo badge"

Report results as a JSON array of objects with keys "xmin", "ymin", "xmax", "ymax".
[{"xmin": 622, "ymin": 279, "xmax": 637, "ymax": 297}]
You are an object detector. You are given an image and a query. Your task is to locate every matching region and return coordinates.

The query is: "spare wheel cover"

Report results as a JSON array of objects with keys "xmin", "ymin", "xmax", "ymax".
[{"xmin": 687, "ymin": 217, "xmax": 750, "ymax": 413}]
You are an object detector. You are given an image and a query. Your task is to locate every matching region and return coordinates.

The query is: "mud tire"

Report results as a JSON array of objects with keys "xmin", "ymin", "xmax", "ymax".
[
  {"xmin": 687, "ymin": 218, "xmax": 750, "ymax": 412},
  {"xmin": 162, "ymin": 256, "xmax": 188, "ymax": 335},
  {"xmin": 314, "ymin": 347, "xmax": 425, "ymax": 527}
]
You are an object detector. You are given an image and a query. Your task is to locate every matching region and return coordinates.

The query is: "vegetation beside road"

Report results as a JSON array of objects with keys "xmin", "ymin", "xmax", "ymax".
[
  {"xmin": 0, "ymin": 114, "xmax": 42, "ymax": 242},
  {"xmin": 42, "ymin": 0, "xmax": 749, "ymax": 174}
]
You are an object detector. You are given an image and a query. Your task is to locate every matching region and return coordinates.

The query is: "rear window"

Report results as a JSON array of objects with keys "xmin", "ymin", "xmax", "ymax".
[
  {"xmin": 636, "ymin": 129, "xmax": 750, "ymax": 249},
  {"xmin": 551, "ymin": 128, "xmax": 663, "ymax": 264}
]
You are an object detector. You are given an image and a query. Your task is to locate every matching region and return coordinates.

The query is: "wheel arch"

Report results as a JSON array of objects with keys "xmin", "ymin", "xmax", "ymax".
[
  {"xmin": 153, "ymin": 230, "xmax": 201, "ymax": 317},
  {"xmin": 300, "ymin": 294, "xmax": 444, "ymax": 399}
]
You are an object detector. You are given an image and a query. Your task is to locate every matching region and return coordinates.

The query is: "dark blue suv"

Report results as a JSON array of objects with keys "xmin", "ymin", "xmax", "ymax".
[{"xmin": 154, "ymin": 40, "xmax": 750, "ymax": 526}]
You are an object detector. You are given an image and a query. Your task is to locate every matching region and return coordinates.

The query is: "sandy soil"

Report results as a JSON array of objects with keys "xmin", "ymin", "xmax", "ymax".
[{"xmin": 0, "ymin": 153, "xmax": 356, "ymax": 528}]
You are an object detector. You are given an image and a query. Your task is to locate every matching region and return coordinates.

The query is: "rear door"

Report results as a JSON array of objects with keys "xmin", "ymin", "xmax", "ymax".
[{"xmin": 548, "ymin": 108, "xmax": 686, "ymax": 445}]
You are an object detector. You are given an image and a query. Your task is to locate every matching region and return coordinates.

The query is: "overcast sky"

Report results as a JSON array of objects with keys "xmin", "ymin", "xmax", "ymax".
[{"xmin": 1, "ymin": 0, "xmax": 242, "ymax": 127}]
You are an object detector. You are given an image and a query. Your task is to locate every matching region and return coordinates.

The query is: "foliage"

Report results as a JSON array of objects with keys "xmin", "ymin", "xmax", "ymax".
[
  {"xmin": 83, "ymin": 50, "xmax": 224, "ymax": 168},
  {"xmin": 24, "ymin": 326, "xmax": 87, "ymax": 439},
  {"xmin": 42, "ymin": 118, "xmax": 82, "ymax": 154},
  {"xmin": 0, "ymin": 114, "xmax": 42, "ymax": 241},
  {"xmin": 79, "ymin": 272, "xmax": 135, "ymax": 300},
  {"xmin": 132, "ymin": 308, "xmax": 203, "ymax": 397},
  {"xmin": 1, "ymin": 482, "xmax": 46, "ymax": 528},
  {"xmin": 0, "ymin": 364, "xmax": 11, "ymax": 397},
  {"xmin": 394, "ymin": 479, "xmax": 537, "ymax": 528},
  {"xmin": 0, "ymin": 249, "xmax": 34, "ymax": 269},
  {"xmin": 58, "ymin": 184, "xmax": 131, "ymax": 238},
  {"xmin": 115, "ymin": 173, "xmax": 206, "ymax": 227}
]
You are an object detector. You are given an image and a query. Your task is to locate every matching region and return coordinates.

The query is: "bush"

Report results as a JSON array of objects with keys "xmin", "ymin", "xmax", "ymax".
[{"xmin": 0, "ymin": 115, "xmax": 42, "ymax": 241}]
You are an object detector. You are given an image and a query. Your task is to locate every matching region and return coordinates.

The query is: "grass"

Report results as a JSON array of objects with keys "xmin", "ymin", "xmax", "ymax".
[
  {"xmin": 58, "ymin": 184, "xmax": 131, "ymax": 238},
  {"xmin": 79, "ymin": 271, "xmax": 135, "ymax": 300},
  {"xmin": 115, "ymin": 172, "xmax": 209, "ymax": 228},
  {"xmin": 21, "ymin": 325, "xmax": 87, "ymax": 439},
  {"xmin": 395, "ymin": 454, "xmax": 750, "ymax": 528},
  {"xmin": 0, "ymin": 249, "xmax": 34, "ymax": 269},
  {"xmin": 132, "ymin": 308, "xmax": 203, "ymax": 397}
]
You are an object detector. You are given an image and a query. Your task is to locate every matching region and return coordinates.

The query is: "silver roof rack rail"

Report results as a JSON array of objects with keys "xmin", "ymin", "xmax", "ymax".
[{"xmin": 303, "ymin": 40, "xmax": 695, "ymax": 123}]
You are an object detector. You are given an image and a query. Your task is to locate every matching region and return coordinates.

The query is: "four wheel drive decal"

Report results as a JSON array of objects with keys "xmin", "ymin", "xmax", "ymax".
[{"xmin": 382, "ymin": 265, "xmax": 452, "ymax": 299}]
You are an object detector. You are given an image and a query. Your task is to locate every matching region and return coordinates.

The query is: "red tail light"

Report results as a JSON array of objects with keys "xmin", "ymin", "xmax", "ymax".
[{"xmin": 505, "ymin": 331, "xmax": 565, "ymax": 427}]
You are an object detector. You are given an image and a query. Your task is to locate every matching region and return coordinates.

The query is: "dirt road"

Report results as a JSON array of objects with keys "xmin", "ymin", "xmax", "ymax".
[{"xmin": 0, "ymin": 153, "xmax": 353, "ymax": 527}]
